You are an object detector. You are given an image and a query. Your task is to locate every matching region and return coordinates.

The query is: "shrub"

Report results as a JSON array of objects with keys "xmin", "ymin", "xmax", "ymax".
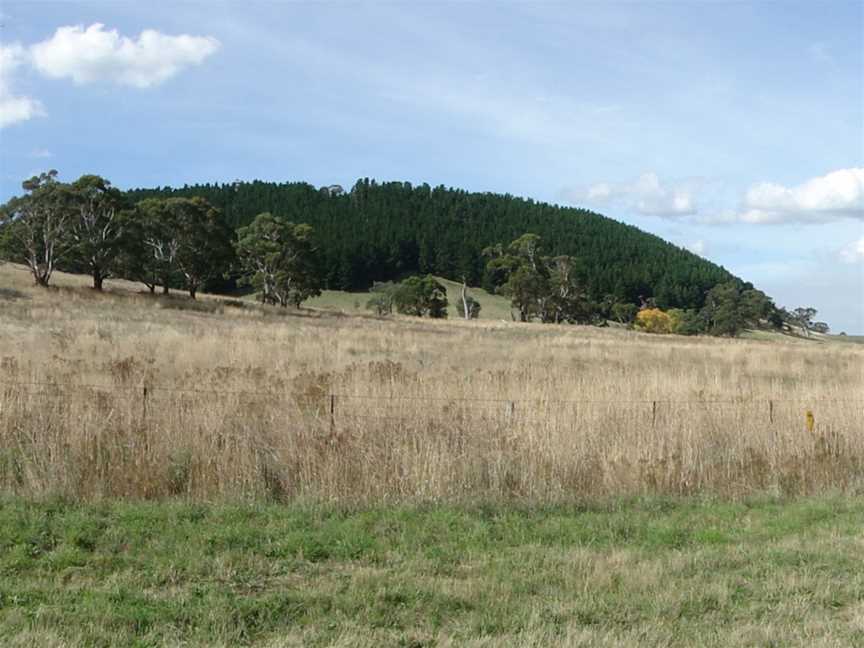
[
  {"xmin": 392, "ymin": 275, "xmax": 448, "ymax": 318},
  {"xmin": 366, "ymin": 281, "xmax": 398, "ymax": 316},
  {"xmin": 635, "ymin": 308, "xmax": 674, "ymax": 334},
  {"xmin": 610, "ymin": 302, "xmax": 638, "ymax": 325},
  {"xmin": 668, "ymin": 308, "xmax": 704, "ymax": 336}
]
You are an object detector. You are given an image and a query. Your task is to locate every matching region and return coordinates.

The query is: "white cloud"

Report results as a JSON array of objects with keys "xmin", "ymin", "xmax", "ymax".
[
  {"xmin": 575, "ymin": 172, "xmax": 698, "ymax": 218},
  {"xmin": 696, "ymin": 209, "xmax": 737, "ymax": 225},
  {"xmin": 0, "ymin": 43, "xmax": 45, "ymax": 128},
  {"xmin": 0, "ymin": 24, "xmax": 219, "ymax": 128},
  {"xmin": 568, "ymin": 169, "xmax": 863, "ymax": 227},
  {"xmin": 687, "ymin": 240, "xmax": 705, "ymax": 255},
  {"xmin": 30, "ymin": 23, "xmax": 220, "ymax": 88},
  {"xmin": 737, "ymin": 168, "xmax": 864, "ymax": 224},
  {"xmin": 29, "ymin": 148, "xmax": 53, "ymax": 158},
  {"xmin": 839, "ymin": 236, "xmax": 864, "ymax": 264}
]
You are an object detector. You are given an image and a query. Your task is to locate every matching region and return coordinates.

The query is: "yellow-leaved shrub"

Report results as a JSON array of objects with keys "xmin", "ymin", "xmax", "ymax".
[{"xmin": 635, "ymin": 308, "xmax": 674, "ymax": 334}]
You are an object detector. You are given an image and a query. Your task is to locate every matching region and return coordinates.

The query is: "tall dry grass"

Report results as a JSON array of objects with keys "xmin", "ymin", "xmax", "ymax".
[{"xmin": 1, "ymin": 264, "xmax": 863, "ymax": 502}]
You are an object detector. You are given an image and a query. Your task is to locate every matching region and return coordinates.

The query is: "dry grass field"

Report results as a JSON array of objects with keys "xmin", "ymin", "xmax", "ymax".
[
  {"xmin": 2, "ymin": 263, "xmax": 864, "ymax": 646},
  {"xmin": 2, "ymin": 262, "xmax": 862, "ymax": 503}
]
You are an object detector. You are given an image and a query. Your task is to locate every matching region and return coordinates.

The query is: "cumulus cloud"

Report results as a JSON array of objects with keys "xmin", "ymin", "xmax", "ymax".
[
  {"xmin": 0, "ymin": 43, "xmax": 45, "ymax": 128},
  {"xmin": 575, "ymin": 172, "xmax": 698, "ymax": 218},
  {"xmin": 839, "ymin": 236, "xmax": 864, "ymax": 263},
  {"xmin": 30, "ymin": 24, "xmax": 220, "ymax": 88},
  {"xmin": 0, "ymin": 24, "xmax": 219, "ymax": 128},
  {"xmin": 737, "ymin": 168, "xmax": 864, "ymax": 224}
]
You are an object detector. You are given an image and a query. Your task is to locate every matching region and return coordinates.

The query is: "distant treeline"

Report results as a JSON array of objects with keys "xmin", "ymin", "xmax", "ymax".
[
  {"xmin": 2, "ymin": 172, "xmax": 828, "ymax": 337},
  {"xmin": 127, "ymin": 178, "xmax": 738, "ymax": 309}
]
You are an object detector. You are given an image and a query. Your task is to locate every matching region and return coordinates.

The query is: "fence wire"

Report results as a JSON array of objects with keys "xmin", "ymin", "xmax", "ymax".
[
  {"xmin": 2, "ymin": 380, "xmax": 862, "ymax": 405},
  {"xmin": 2, "ymin": 380, "xmax": 862, "ymax": 437}
]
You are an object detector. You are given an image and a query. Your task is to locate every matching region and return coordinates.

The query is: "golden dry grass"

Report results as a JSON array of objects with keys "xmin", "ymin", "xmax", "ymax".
[{"xmin": 1, "ymin": 263, "xmax": 862, "ymax": 502}]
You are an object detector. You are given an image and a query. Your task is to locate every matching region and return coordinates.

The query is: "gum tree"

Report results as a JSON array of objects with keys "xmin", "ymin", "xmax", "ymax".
[
  {"xmin": 235, "ymin": 212, "xmax": 320, "ymax": 307},
  {"xmin": 0, "ymin": 170, "xmax": 76, "ymax": 287},
  {"xmin": 68, "ymin": 174, "xmax": 129, "ymax": 290}
]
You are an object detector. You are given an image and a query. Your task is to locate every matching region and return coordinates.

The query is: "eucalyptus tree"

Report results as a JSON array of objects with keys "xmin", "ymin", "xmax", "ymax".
[
  {"xmin": 459, "ymin": 278, "xmax": 482, "ymax": 319},
  {"xmin": 484, "ymin": 234, "xmax": 593, "ymax": 323},
  {"xmin": 122, "ymin": 197, "xmax": 231, "ymax": 298},
  {"xmin": 0, "ymin": 170, "xmax": 75, "ymax": 287},
  {"xmin": 392, "ymin": 275, "xmax": 448, "ymax": 318},
  {"xmin": 484, "ymin": 234, "xmax": 548, "ymax": 321},
  {"xmin": 789, "ymin": 307, "xmax": 819, "ymax": 337},
  {"xmin": 68, "ymin": 174, "xmax": 129, "ymax": 290},
  {"xmin": 235, "ymin": 212, "xmax": 320, "ymax": 307},
  {"xmin": 169, "ymin": 197, "xmax": 235, "ymax": 299},
  {"xmin": 544, "ymin": 255, "xmax": 593, "ymax": 324},
  {"xmin": 700, "ymin": 282, "xmax": 776, "ymax": 337},
  {"xmin": 119, "ymin": 199, "xmax": 179, "ymax": 294},
  {"xmin": 366, "ymin": 281, "xmax": 398, "ymax": 315}
]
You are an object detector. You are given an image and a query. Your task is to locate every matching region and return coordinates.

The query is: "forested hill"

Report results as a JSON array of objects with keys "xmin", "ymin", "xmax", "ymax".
[{"xmin": 127, "ymin": 178, "xmax": 740, "ymax": 309}]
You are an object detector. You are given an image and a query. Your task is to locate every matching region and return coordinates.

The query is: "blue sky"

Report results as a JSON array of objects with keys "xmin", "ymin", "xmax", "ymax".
[{"xmin": 1, "ymin": 1, "xmax": 862, "ymax": 332}]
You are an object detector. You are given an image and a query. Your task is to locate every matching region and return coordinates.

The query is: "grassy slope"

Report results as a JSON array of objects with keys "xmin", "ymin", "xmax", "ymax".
[
  {"xmin": 0, "ymin": 263, "xmax": 512, "ymax": 320},
  {"xmin": 4, "ymin": 264, "xmax": 856, "ymax": 338},
  {"xmin": 305, "ymin": 277, "xmax": 513, "ymax": 321},
  {"xmin": 1, "ymin": 497, "xmax": 862, "ymax": 647},
  {"xmin": 741, "ymin": 328, "xmax": 864, "ymax": 345}
]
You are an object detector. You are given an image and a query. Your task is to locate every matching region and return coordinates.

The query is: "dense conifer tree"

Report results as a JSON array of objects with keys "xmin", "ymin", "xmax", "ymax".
[{"xmin": 127, "ymin": 178, "xmax": 738, "ymax": 310}]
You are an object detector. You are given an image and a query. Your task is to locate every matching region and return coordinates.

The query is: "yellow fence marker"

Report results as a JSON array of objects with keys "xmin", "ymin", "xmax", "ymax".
[{"xmin": 805, "ymin": 409, "xmax": 815, "ymax": 432}]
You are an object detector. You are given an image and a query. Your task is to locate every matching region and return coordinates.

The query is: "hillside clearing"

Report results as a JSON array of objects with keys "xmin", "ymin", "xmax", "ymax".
[{"xmin": 304, "ymin": 276, "xmax": 514, "ymax": 321}]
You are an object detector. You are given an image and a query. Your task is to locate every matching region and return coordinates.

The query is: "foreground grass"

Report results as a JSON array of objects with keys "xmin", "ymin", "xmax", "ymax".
[{"xmin": 1, "ymin": 498, "xmax": 862, "ymax": 647}]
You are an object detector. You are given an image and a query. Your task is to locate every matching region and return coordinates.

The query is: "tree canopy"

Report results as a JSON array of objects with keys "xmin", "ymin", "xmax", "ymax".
[
  {"xmin": 235, "ymin": 213, "xmax": 320, "ymax": 307},
  {"xmin": 2, "ymin": 171, "xmax": 818, "ymax": 338},
  {"xmin": 0, "ymin": 170, "xmax": 76, "ymax": 287},
  {"xmin": 127, "ymin": 178, "xmax": 740, "ymax": 310},
  {"xmin": 392, "ymin": 275, "xmax": 449, "ymax": 318}
]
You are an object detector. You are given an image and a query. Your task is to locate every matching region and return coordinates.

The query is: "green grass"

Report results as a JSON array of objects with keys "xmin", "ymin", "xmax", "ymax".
[
  {"xmin": 830, "ymin": 334, "xmax": 864, "ymax": 344},
  {"xmin": 741, "ymin": 328, "xmax": 864, "ymax": 345},
  {"xmin": 1, "ymin": 497, "xmax": 862, "ymax": 647},
  {"xmin": 305, "ymin": 277, "xmax": 514, "ymax": 321}
]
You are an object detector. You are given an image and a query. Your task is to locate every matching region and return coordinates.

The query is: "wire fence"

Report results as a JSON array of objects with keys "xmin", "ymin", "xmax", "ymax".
[
  {"xmin": 2, "ymin": 379, "xmax": 862, "ymax": 431},
  {"xmin": 3, "ymin": 379, "xmax": 863, "ymax": 404}
]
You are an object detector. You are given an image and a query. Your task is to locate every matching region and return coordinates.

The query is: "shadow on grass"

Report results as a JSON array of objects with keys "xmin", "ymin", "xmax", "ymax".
[{"xmin": 0, "ymin": 287, "xmax": 29, "ymax": 301}]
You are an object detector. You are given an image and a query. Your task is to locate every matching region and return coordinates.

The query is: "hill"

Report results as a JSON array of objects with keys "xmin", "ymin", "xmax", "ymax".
[{"xmin": 127, "ymin": 179, "xmax": 740, "ymax": 309}]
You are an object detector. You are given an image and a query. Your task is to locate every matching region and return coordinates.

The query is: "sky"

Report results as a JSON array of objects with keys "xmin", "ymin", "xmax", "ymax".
[{"xmin": 1, "ymin": 1, "xmax": 862, "ymax": 332}]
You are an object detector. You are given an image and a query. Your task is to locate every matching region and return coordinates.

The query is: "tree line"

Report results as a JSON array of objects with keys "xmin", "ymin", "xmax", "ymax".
[
  {"xmin": 0, "ymin": 172, "xmax": 236, "ymax": 299},
  {"xmin": 127, "ymin": 177, "xmax": 739, "ymax": 310},
  {"xmin": 0, "ymin": 171, "xmax": 829, "ymax": 337},
  {"xmin": 472, "ymin": 231, "xmax": 828, "ymax": 337}
]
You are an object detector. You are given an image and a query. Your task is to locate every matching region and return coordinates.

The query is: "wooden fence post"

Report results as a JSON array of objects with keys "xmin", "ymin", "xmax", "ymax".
[
  {"xmin": 652, "ymin": 400, "xmax": 657, "ymax": 428},
  {"xmin": 769, "ymin": 400, "xmax": 774, "ymax": 424},
  {"xmin": 330, "ymin": 394, "xmax": 336, "ymax": 433},
  {"xmin": 142, "ymin": 383, "xmax": 148, "ymax": 424}
]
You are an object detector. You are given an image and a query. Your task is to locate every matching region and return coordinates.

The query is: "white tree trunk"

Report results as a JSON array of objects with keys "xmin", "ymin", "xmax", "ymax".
[{"xmin": 461, "ymin": 280, "xmax": 470, "ymax": 320}]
